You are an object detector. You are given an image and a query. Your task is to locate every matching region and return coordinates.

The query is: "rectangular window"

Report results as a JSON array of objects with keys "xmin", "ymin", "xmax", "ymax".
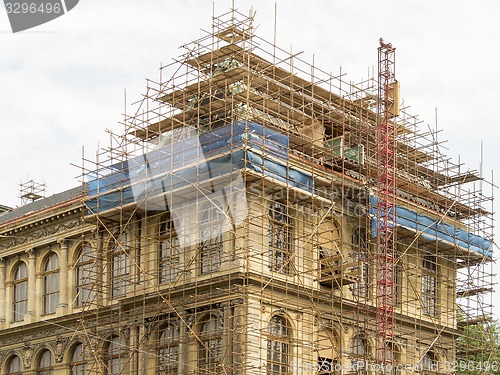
[
  {"xmin": 111, "ymin": 233, "xmax": 132, "ymax": 298},
  {"xmin": 159, "ymin": 219, "xmax": 180, "ymax": 283},
  {"xmin": 13, "ymin": 262, "xmax": 28, "ymax": 322},
  {"xmin": 44, "ymin": 272, "xmax": 60, "ymax": 314},
  {"xmin": 351, "ymin": 228, "xmax": 369, "ymax": 298},
  {"xmin": 268, "ymin": 202, "xmax": 291, "ymax": 274},
  {"xmin": 394, "ymin": 263, "xmax": 402, "ymax": 307},
  {"xmin": 43, "ymin": 253, "xmax": 60, "ymax": 315},
  {"xmin": 200, "ymin": 204, "xmax": 223, "ymax": 274},
  {"xmin": 76, "ymin": 245, "xmax": 96, "ymax": 307},
  {"xmin": 112, "ymin": 253, "xmax": 130, "ymax": 298},
  {"xmin": 421, "ymin": 254, "xmax": 437, "ymax": 316},
  {"xmin": 13, "ymin": 280, "xmax": 28, "ymax": 321}
]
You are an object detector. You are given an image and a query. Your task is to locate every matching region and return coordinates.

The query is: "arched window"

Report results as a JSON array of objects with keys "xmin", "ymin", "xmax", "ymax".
[
  {"xmin": 350, "ymin": 335, "xmax": 367, "ymax": 374},
  {"xmin": 350, "ymin": 335, "xmax": 366, "ymax": 356},
  {"xmin": 70, "ymin": 343, "xmax": 87, "ymax": 375},
  {"xmin": 37, "ymin": 350, "xmax": 54, "ymax": 375},
  {"xmin": 13, "ymin": 262, "xmax": 28, "ymax": 322},
  {"xmin": 269, "ymin": 202, "xmax": 291, "ymax": 274},
  {"xmin": 75, "ymin": 244, "xmax": 95, "ymax": 307},
  {"xmin": 111, "ymin": 233, "xmax": 131, "ymax": 298},
  {"xmin": 158, "ymin": 323, "xmax": 180, "ymax": 374},
  {"xmin": 420, "ymin": 351, "xmax": 438, "ymax": 373},
  {"xmin": 105, "ymin": 336, "xmax": 126, "ymax": 375},
  {"xmin": 351, "ymin": 228, "xmax": 369, "ymax": 298},
  {"xmin": 200, "ymin": 204, "xmax": 223, "ymax": 274},
  {"xmin": 198, "ymin": 315, "xmax": 223, "ymax": 372},
  {"xmin": 43, "ymin": 253, "xmax": 60, "ymax": 315},
  {"xmin": 317, "ymin": 328, "xmax": 340, "ymax": 375},
  {"xmin": 159, "ymin": 216, "xmax": 180, "ymax": 283},
  {"xmin": 379, "ymin": 341, "xmax": 395, "ymax": 362},
  {"xmin": 267, "ymin": 315, "xmax": 290, "ymax": 375},
  {"xmin": 6, "ymin": 355, "xmax": 22, "ymax": 375}
]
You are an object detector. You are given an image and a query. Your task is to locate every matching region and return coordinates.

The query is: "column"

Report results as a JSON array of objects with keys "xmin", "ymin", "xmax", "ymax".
[
  {"xmin": 58, "ymin": 240, "xmax": 68, "ymax": 310},
  {"xmin": 178, "ymin": 309, "xmax": 189, "ymax": 374},
  {"xmin": 26, "ymin": 249, "xmax": 36, "ymax": 318},
  {"xmin": 128, "ymin": 325, "xmax": 139, "ymax": 375},
  {"xmin": 137, "ymin": 324, "xmax": 147, "ymax": 375},
  {"xmin": 0, "ymin": 258, "xmax": 5, "ymax": 325},
  {"xmin": 221, "ymin": 302, "xmax": 233, "ymax": 371},
  {"xmin": 131, "ymin": 217, "xmax": 139, "ymax": 285},
  {"xmin": 233, "ymin": 299, "xmax": 244, "ymax": 374},
  {"xmin": 96, "ymin": 231, "xmax": 105, "ymax": 306}
]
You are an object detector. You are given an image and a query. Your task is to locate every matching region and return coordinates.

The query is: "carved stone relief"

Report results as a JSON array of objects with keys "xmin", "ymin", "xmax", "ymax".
[{"xmin": 0, "ymin": 219, "xmax": 83, "ymax": 251}]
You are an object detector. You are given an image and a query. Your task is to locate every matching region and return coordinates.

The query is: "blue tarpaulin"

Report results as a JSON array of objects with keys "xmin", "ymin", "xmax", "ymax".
[
  {"xmin": 369, "ymin": 196, "xmax": 492, "ymax": 258},
  {"xmin": 86, "ymin": 122, "xmax": 312, "ymax": 212}
]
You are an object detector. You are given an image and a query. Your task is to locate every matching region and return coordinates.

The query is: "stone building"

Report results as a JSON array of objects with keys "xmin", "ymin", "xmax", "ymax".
[{"xmin": 0, "ymin": 9, "xmax": 493, "ymax": 375}]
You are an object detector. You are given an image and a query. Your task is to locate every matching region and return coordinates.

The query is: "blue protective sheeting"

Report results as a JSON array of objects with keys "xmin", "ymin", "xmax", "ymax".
[
  {"xmin": 369, "ymin": 196, "xmax": 492, "ymax": 258},
  {"xmin": 86, "ymin": 122, "xmax": 311, "ymax": 213},
  {"xmin": 244, "ymin": 150, "xmax": 312, "ymax": 191}
]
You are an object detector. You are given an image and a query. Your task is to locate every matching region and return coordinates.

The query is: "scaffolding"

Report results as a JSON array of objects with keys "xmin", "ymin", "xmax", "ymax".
[
  {"xmin": 375, "ymin": 38, "xmax": 398, "ymax": 367},
  {"xmin": 74, "ymin": 8, "xmax": 495, "ymax": 375},
  {"xmin": 19, "ymin": 179, "xmax": 46, "ymax": 205}
]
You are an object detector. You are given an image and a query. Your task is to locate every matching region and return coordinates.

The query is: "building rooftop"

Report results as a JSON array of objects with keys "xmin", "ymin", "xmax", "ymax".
[{"xmin": 0, "ymin": 185, "xmax": 87, "ymax": 226}]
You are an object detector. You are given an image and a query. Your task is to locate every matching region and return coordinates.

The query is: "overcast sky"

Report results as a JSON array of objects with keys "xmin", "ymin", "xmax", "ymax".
[{"xmin": 1, "ymin": 0, "xmax": 499, "ymax": 315}]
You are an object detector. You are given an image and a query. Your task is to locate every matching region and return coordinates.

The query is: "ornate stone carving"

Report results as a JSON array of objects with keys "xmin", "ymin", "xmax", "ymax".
[
  {"xmin": 86, "ymin": 328, "xmax": 100, "ymax": 353},
  {"xmin": 54, "ymin": 338, "xmax": 67, "ymax": 363},
  {"xmin": 25, "ymin": 248, "xmax": 35, "ymax": 257},
  {"xmin": 0, "ymin": 323, "xmax": 80, "ymax": 347},
  {"xmin": 22, "ymin": 344, "xmax": 33, "ymax": 369},
  {"xmin": 57, "ymin": 239, "xmax": 68, "ymax": 247},
  {"xmin": 185, "ymin": 313, "xmax": 196, "ymax": 328},
  {"xmin": 0, "ymin": 219, "xmax": 82, "ymax": 251},
  {"xmin": 119, "ymin": 326, "xmax": 131, "ymax": 344}
]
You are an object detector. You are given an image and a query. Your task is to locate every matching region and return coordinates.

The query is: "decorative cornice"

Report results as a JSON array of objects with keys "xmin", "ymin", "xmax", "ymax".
[
  {"xmin": 0, "ymin": 219, "xmax": 82, "ymax": 251},
  {"xmin": 0, "ymin": 323, "xmax": 77, "ymax": 347}
]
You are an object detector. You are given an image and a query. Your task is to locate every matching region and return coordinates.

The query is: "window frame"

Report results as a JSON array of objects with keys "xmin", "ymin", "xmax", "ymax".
[
  {"xmin": 351, "ymin": 228, "xmax": 369, "ymax": 298},
  {"xmin": 75, "ymin": 243, "xmax": 96, "ymax": 307},
  {"xmin": 349, "ymin": 335, "xmax": 368, "ymax": 374},
  {"xmin": 110, "ymin": 232, "xmax": 132, "ymax": 299},
  {"xmin": 268, "ymin": 202, "xmax": 292, "ymax": 274},
  {"xmin": 421, "ymin": 253, "xmax": 437, "ymax": 316},
  {"xmin": 420, "ymin": 351, "xmax": 438, "ymax": 374},
  {"xmin": 157, "ymin": 322, "xmax": 180, "ymax": 374},
  {"xmin": 12, "ymin": 261, "xmax": 28, "ymax": 322},
  {"xmin": 70, "ymin": 342, "xmax": 87, "ymax": 375},
  {"xmin": 37, "ymin": 349, "xmax": 54, "ymax": 375},
  {"xmin": 43, "ymin": 252, "xmax": 60, "ymax": 315},
  {"xmin": 6, "ymin": 355, "xmax": 23, "ymax": 375},
  {"xmin": 104, "ymin": 335, "xmax": 127, "ymax": 375},
  {"xmin": 198, "ymin": 314, "xmax": 223, "ymax": 372},
  {"xmin": 266, "ymin": 315, "xmax": 290, "ymax": 375},
  {"xmin": 159, "ymin": 216, "xmax": 180, "ymax": 283},
  {"xmin": 199, "ymin": 203, "xmax": 224, "ymax": 275}
]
